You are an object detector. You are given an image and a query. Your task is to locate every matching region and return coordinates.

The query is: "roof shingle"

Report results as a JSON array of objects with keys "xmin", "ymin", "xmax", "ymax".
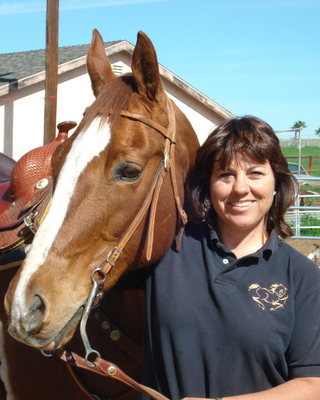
[{"xmin": 0, "ymin": 41, "xmax": 120, "ymax": 88}]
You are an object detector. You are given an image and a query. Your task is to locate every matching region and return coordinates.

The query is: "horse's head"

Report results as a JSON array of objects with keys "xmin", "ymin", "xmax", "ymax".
[{"xmin": 5, "ymin": 29, "xmax": 199, "ymax": 350}]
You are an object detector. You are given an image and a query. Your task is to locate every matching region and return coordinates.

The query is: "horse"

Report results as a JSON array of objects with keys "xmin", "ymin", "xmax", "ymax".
[
  {"xmin": 0, "ymin": 125, "xmax": 145, "ymax": 399},
  {"xmin": 4, "ymin": 28, "xmax": 199, "ymax": 396}
]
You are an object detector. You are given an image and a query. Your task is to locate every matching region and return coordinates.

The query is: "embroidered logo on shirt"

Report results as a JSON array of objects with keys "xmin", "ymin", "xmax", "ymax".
[{"xmin": 248, "ymin": 283, "xmax": 288, "ymax": 311}]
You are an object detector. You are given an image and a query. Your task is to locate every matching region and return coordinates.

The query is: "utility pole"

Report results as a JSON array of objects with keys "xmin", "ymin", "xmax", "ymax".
[{"xmin": 44, "ymin": 0, "xmax": 59, "ymax": 144}]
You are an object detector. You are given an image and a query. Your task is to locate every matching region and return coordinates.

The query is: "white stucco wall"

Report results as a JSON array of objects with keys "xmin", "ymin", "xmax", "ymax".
[
  {"xmin": 0, "ymin": 82, "xmax": 46, "ymax": 160},
  {"xmin": 0, "ymin": 46, "xmax": 233, "ymax": 161},
  {"xmin": 56, "ymin": 70, "xmax": 94, "ymax": 130}
]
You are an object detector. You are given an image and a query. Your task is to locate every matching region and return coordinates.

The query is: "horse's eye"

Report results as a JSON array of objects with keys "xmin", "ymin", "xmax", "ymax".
[{"xmin": 115, "ymin": 165, "xmax": 142, "ymax": 181}]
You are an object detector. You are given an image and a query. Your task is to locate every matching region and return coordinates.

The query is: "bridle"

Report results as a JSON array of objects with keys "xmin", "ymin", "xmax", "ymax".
[
  {"xmin": 80, "ymin": 99, "xmax": 187, "ymax": 361},
  {"xmin": 56, "ymin": 99, "xmax": 187, "ymax": 400}
]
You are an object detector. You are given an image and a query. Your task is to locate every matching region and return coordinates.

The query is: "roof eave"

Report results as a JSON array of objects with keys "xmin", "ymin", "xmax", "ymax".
[
  {"xmin": 159, "ymin": 65, "xmax": 234, "ymax": 119},
  {"xmin": 0, "ymin": 40, "xmax": 233, "ymax": 119},
  {"xmin": 0, "ymin": 41, "xmax": 133, "ymax": 97}
]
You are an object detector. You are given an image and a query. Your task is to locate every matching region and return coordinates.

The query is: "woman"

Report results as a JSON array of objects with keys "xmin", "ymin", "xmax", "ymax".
[{"xmin": 124, "ymin": 116, "xmax": 320, "ymax": 399}]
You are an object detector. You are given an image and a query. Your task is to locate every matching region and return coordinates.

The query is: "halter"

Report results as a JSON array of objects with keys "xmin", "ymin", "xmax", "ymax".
[{"xmin": 79, "ymin": 99, "xmax": 187, "ymax": 367}]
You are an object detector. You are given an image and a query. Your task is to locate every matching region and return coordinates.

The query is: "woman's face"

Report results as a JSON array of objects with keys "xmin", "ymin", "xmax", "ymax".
[{"xmin": 209, "ymin": 153, "xmax": 276, "ymax": 237}]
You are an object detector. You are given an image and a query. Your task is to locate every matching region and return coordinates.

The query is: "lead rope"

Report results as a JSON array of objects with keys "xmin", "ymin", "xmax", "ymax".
[{"xmin": 58, "ymin": 349, "xmax": 169, "ymax": 400}]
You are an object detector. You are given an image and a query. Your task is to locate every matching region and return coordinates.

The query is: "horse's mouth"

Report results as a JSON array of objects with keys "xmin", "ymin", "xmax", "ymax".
[
  {"xmin": 9, "ymin": 306, "xmax": 84, "ymax": 350},
  {"xmin": 41, "ymin": 306, "xmax": 84, "ymax": 351}
]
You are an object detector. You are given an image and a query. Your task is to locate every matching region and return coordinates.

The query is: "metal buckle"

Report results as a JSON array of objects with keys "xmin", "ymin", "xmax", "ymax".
[{"xmin": 24, "ymin": 209, "xmax": 39, "ymax": 234}]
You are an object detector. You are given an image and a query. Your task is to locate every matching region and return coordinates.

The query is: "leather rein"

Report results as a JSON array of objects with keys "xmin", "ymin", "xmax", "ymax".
[{"xmin": 56, "ymin": 100, "xmax": 187, "ymax": 400}]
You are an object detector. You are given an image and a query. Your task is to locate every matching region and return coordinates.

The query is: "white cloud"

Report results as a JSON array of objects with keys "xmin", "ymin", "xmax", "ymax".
[
  {"xmin": 216, "ymin": 0, "xmax": 320, "ymax": 9},
  {"xmin": 0, "ymin": 0, "xmax": 169, "ymax": 15},
  {"xmin": 0, "ymin": 1, "xmax": 44, "ymax": 15}
]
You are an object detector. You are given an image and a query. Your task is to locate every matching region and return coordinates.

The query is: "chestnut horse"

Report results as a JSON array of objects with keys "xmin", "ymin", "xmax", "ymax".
[
  {"xmin": 0, "ymin": 129, "xmax": 145, "ymax": 400},
  {"xmin": 5, "ymin": 28, "xmax": 199, "ymax": 396}
]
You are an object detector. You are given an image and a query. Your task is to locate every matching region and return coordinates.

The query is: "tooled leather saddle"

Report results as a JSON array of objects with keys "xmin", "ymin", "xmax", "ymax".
[{"xmin": 0, "ymin": 121, "xmax": 77, "ymax": 259}]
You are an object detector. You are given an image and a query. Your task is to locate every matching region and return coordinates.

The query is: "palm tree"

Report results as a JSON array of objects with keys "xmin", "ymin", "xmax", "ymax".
[
  {"xmin": 291, "ymin": 121, "xmax": 307, "ymax": 139},
  {"xmin": 315, "ymin": 128, "xmax": 320, "ymax": 137}
]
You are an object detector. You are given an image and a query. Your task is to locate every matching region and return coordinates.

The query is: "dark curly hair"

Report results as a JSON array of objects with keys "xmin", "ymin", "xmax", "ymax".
[{"xmin": 188, "ymin": 116, "xmax": 298, "ymax": 238}]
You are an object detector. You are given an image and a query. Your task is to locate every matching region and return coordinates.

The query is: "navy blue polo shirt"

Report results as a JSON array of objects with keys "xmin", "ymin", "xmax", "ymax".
[{"xmin": 140, "ymin": 222, "xmax": 320, "ymax": 399}]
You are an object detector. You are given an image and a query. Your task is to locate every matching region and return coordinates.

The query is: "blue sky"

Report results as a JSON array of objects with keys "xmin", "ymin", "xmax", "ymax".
[{"xmin": 0, "ymin": 0, "xmax": 319, "ymax": 139}]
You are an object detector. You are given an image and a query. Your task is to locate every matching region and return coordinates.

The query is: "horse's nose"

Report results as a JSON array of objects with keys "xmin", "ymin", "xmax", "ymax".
[{"xmin": 20, "ymin": 295, "xmax": 46, "ymax": 335}]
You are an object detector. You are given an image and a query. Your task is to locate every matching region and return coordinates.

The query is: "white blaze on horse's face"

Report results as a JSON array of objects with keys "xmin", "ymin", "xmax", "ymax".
[{"xmin": 11, "ymin": 117, "xmax": 111, "ymax": 322}]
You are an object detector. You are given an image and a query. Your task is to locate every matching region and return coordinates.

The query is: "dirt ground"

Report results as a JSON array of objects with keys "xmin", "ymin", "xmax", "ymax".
[{"xmin": 284, "ymin": 238, "xmax": 320, "ymax": 264}]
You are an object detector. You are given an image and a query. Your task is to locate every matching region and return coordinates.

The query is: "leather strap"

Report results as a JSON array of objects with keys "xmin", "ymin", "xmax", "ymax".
[
  {"xmin": 121, "ymin": 102, "xmax": 187, "ymax": 253},
  {"xmin": 89, "ymin": 307, "xmax": 142, "ymax": 363},
  {"xmin": 99, "ymin": 161, "xmax": 167, "ymax": 276},
  {"xmin": 115, "ymin": 110, "xmax": 175, "ymax": 143},
  {"xmin": 64, "ymin": 362, "xmax": 138, "ymax": 400},
  {"xmin": 58, "ymin": 350, "xmax": 169, "ymax": 400}
]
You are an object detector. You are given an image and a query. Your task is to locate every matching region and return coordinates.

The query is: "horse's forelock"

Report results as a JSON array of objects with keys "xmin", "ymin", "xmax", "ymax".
[{"xmin": 80, "ymin": 73, "xmax": 136, "ymax": 133}]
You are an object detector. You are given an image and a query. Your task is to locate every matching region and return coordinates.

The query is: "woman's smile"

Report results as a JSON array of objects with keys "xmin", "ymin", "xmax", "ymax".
[{"xmin": 229, "ymin": 200, "xmax": 254, "ymax": 209}]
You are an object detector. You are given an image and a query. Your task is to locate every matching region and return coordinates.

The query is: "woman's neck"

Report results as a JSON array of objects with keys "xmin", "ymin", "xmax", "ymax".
[{"xmin": 217, "ymin": 226, "xmax": 268, "ymax": 259}]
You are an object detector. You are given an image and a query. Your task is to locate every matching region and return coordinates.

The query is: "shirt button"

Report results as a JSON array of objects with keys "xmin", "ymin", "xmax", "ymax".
[{"xmin": 223, "ymin": 259, "xmax": 229, "ymax": 264}]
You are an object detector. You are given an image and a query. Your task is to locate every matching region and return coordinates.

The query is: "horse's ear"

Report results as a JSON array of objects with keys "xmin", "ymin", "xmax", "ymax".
[
  {"xmin": 131, "ymin": 31, "xmax": 164, "ymax": 102},
  {"xmin": 87, "ymin": 29, "xmax": 116, "ymax": 97}
]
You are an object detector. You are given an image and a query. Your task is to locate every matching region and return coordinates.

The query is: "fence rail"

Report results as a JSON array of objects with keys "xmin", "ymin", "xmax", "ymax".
[
  {"xmin": 285, "ymin": 155, "xmax": 320, "ymax": 173},
  {"xmin": 286, "ymin": 176, "xmax": 320, "ymax": 239}
]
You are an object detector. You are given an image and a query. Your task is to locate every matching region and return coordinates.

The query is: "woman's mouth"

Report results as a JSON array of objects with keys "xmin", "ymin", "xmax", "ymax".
[{"xmin": 230, "ymin": 201, "xmax": 254, "ymax": 207}]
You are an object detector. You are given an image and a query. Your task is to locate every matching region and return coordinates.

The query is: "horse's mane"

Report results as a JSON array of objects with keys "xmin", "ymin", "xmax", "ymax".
[{"xmin": 81, "ymin": 73, "xmax": 137, "ymax": 131}]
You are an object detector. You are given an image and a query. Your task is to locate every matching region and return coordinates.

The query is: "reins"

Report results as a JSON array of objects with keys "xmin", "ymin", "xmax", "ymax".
[
  {"xmin": 57, "ymin": 99, "xmax": 186, "ymax": 400},
  {"xmin": 116, "ymin": 102, "xmax": 187, "ymax": 260},
  {"xmin": 58, "ymin": 349, "xmax": 169, "ymax": 400}
]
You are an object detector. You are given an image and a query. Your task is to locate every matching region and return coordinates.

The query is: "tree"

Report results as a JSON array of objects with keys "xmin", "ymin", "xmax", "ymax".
[
  {"xmin": 291, "ymin": 121, "xmax": 307, "ymax": 139},
  {"xmin": 315, "ymin": 128, "xmax": 320, "ymax": 137}
]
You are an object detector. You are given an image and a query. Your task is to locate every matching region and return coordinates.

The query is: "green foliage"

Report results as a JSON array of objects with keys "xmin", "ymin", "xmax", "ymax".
[
  {"xmin": 290, "ymin": 121, "xmax": 307, "ymax": 138},
  {"xmin": 282, "ymin": 146, "xmax": 320, "ymax": 157},
  {"xmin": 299, "ymin": 215, "xmax": 320, "ymax": 237},
  {"xmin": 283, "ymin": 146, "xmax": 320, "ymax": 236},
  {"xmin": 291, "ymin": 121, "xmax": 307, "ymax": 130}
]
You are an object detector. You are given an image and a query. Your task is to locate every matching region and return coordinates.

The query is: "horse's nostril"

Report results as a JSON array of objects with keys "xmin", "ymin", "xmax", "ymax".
[
  {"xmin": 23, "ymin": 295, "xmax": 46, "ymax": 335},
  {"xmin": 31, "ymin": 294, "xmax": 45, "ymax": 313}
]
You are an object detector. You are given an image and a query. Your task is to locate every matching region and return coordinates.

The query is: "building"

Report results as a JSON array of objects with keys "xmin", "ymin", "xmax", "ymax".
[{"xmin": 0, "ymin": 39, "xmax": 234, "ymax": 161}]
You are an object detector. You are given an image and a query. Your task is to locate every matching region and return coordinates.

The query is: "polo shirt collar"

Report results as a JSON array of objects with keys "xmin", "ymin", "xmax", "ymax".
[{"xmin": 209, "ymin": 226, "xmax": 280, "ymax": 261}]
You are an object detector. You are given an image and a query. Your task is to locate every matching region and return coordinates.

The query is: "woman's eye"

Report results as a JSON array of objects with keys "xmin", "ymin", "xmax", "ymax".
[
  {"xmin": 251, "ymin": 171, "xmax": 263, "ymax": 176},
  {"xmin": 220, "ymin": 172, "xmax": 232, "ymax": 178}
]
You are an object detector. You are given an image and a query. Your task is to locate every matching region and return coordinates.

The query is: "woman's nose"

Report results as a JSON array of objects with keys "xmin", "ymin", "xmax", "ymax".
[{"xmin": 233, "ymin": 176, "xmax": 250, "ymax": 195}]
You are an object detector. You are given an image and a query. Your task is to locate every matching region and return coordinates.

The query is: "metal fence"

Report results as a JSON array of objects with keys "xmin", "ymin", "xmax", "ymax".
[{"xmin": 286, "ymin": 175, "xmax": 320, "ymax": 239}]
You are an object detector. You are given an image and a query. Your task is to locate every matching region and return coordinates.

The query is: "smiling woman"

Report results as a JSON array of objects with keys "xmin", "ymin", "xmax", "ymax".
[
  {"xmin": 191, "ymin": 116, "xmax": 297, "ymax": 240},
  {"xmin": 124, "ymin": 115, "xmax": 320, "ymax": 400}
]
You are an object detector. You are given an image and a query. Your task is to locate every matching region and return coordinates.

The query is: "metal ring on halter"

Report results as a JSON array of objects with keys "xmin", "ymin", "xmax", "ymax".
[
  {"xmin": 41, "ymin": 349, "xmax": 54, "ymax": 357},
  {"xmin": 84, "ymin": 346, "xmax": 101, "ymax": 368}
]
